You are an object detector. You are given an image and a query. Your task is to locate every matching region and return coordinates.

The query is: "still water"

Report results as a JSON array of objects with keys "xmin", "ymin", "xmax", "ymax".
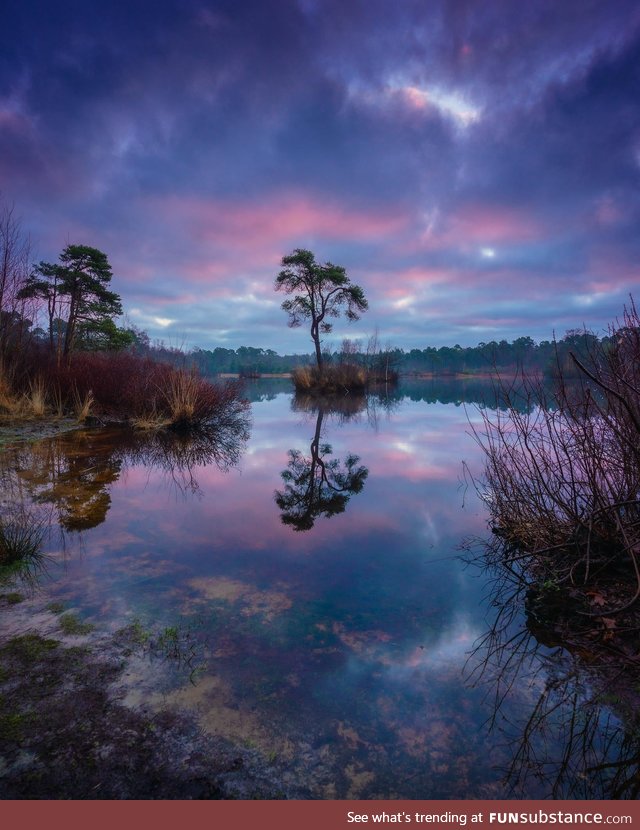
[{"xmin": 3, "ymin": 381, "xmax": 635, "ymax": 798}]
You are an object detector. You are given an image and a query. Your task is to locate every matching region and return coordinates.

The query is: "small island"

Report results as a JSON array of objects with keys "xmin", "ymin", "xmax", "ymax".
[{"xmin": 275, "ymin": 248, "xmax": 397, "ymax": 394}]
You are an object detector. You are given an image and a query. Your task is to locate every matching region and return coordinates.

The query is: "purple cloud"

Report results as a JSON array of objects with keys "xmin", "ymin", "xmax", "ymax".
[{"xmin": 1, "ymin": 0, "xmax": 639, "ymax": 351}]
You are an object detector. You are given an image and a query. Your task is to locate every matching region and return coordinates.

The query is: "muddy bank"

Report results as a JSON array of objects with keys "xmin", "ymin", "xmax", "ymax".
[
  {"xmin": 0, "ymin": 592, "xmax": 303, "ymax": 799},
  {"xmin": 0, "ymin": 417, "xmax": 82, "ymax": 449}
]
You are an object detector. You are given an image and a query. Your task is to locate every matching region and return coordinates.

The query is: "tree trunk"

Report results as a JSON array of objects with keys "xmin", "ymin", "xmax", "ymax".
[
  {"xmin": 63, "ymin": 291, "xmax": 78, "ymax": 359},
  {"xmin": 312, "ymin": 322, "xmax": 323, "ymax": 372}
]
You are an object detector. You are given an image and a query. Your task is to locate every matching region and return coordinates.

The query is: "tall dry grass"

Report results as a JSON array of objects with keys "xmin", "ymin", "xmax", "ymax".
[
  {"xmin": 0, "ymin": 349, "xmax": 247, "ymax": 431},
  {"xmin": 72, "ymin": 387, "xmax": 94, "ymax": 422},
  {"xmin": 0, "ymin": 363, "xmax": 50, "ymax": 419},
  {"xmin": 26, "ymin": 377, "xmax": 47, "ymax": 416},
  {"xmin": 292, "ymin": 363, "xmax": 368, "ymax": 394}
]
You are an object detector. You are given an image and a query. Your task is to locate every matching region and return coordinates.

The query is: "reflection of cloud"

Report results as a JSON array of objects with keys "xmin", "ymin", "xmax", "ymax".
[
  {"xmin": 188, "ymin": 576, "xmax": 292, "ymax": 622},
  {"xmin": 419, "ymin": 508, "xmax": 440, "ymax": 547}
]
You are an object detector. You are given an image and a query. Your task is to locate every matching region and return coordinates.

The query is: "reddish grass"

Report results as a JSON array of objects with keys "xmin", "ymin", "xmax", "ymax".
[{"xmin": 11, "ymin": 350, "xmax": 246, "ymax": 429}]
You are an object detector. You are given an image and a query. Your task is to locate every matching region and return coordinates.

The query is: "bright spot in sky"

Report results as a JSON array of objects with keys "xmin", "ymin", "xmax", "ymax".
[
  {"xmin": 480, "ymin": 247, "xmax": 496, "ymax": 258},
  {"xmin": 401, "ymin": 85, "xmax": 481, "ymax": 127},
  {"xmin": 393, "ymin": 441, "xmax": 414, "ymax": 454},
  {"xmin": 352, "ymin": 76, "xmax": 482, "ymax": 128},
  {"xmin": 153, "ymin": 317, "xmax": 174, "ymax": 327},
  {"xmin": 574, "ymin": 294, "xmax": 596, "ymax": 307}
]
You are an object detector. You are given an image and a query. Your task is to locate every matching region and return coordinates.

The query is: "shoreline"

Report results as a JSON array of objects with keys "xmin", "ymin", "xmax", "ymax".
[{"xmin": 0, "ymin": 590, "xmax": 301, "ymax": 798}]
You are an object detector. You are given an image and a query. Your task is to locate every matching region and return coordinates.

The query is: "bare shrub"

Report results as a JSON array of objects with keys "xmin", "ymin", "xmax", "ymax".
[{"xmin": 472, "ymin": 299, "xmax": 640, "ymax": 613}]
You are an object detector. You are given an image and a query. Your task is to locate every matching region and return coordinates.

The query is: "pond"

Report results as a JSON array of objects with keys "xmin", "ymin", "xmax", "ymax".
[{"xmin": 1, "ymin": 379, "xmax": 637, "ymax": 799}]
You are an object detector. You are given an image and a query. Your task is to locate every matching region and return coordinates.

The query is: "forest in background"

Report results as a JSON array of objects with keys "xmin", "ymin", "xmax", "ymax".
[{"xmin": 173, "ymin": 329, "xmax": 608, "ymax": 380}]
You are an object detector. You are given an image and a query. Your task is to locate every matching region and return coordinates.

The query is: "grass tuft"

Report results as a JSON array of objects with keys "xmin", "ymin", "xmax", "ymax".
[
  {"xmin": 26, "ymin": 377, "xmax": 46, "ymax": 417},
  {"xmin": 292, "ymin": 363, "xmax": 371, "ymax": 394},
  {"xmin": 0, "ymin": 514, "xmax": 46, "ymax": 568},
  {"xmin": 58, "ymin": 612, "xmax": 95, "ymax": 636}
]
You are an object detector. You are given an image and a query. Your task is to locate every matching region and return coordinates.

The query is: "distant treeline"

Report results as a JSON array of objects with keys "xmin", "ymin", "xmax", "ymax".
[{"xmin": 163, "ymin": 330, "xmax": 607, "ymax": 379}]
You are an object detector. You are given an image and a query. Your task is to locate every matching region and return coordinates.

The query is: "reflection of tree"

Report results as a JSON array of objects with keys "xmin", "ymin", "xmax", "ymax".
[
  {"xmin": 275, "ymin": 405, "xmax": 368, "ymax": 531},
  {"xmin": 466, "ymin": 548, "xmax": 640, "ymax": 799},
  {"xmin": 292, "ymin": 388, "xmax": 399, "ymax": 433},
  {"xmin": 292, "ymin": 392, "xmax": 368, "ymax": 421},
  {"xmin": 12, "ymin": 431, "xmax": 122, "ymax": 531},
  {"xmin": 8, "ymin": 415, "xmax": 250, "ymax": 533}
]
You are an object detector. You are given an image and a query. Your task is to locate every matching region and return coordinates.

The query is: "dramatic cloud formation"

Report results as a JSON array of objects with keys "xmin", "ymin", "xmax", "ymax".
[{"xmin": 2, "ymin": 0, "xmax": 639, "ymax": 351}]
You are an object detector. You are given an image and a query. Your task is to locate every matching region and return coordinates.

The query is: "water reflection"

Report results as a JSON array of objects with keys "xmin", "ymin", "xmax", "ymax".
[
  {"xmin": 3, "ymin": 381, "xmax": 632, "ymax": 798},
  {"xmin": 124, "ymin": 420, "xmax": 250, "ymax": 495},
  {"xmin": 467, "ymin": 548, "xmax": 640, "ymax": 799},
  {"xmin": 17, "ymin": 430, "xmax": 123, "ymax": 530},
  {"xmin": 3, "ymin": 416, "xmax": 250, "ymax": 533},
  {"xmin": 275, "ymin": 397, "xmax": 368, "ymax": 531},
  {"xmin": 242, "ymin": 375, "xmax": 534, "ymax": 411}
]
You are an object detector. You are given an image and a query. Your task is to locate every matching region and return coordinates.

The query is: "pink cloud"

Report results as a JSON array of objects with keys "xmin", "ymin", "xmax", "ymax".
[
  {"xmin": 592, "ymin": 195, "xmax": 624, "ymax": 227},
  {"xmin": 145, "ymin": 191, "xmax": 410, "ymax": 256},
  {"xmin": 368, "ymin": 267, "xmax": 449, "ymax": 294},
  {"xmin": 0, "ymin": 108, "xmax": 31, "ymax": 133},
  {"xmin": 442, "ymin": 205, "xmax": 543, "ymax": 246}
]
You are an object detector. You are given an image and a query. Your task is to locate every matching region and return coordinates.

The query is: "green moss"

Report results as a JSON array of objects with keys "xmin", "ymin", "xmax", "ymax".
[
  {"xmin": 116, "ymin": 618, "xmax": 150, "ymax": 646},
  {"xmin": 59, "ymin": 613, "xmax": 94, "ymax": 636},
  {"xmin": 0, "ymin": 710, "xmax": 34, "ymax": 742},
  {"xmin": 0, "ymin": 633, "xmax": 60, "ymax": 663},
  {"xmin": 46, "ymin": 601, "xmax": 66, "ymax": 614},
  {"xmin": 1, "ymin": 592, "xmax": 24, "ymax": 605}
]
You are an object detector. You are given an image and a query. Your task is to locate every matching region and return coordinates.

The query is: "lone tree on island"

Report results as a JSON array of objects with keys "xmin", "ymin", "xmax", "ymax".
[{"xmin": 275, "ymin": 248, "xmax": 368, "ymax": 372}]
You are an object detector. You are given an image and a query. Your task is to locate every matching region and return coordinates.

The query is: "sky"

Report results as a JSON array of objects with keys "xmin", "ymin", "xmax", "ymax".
[{"xmin": 1, "ymin": 0, "xmax": 639, "ymax": 354}]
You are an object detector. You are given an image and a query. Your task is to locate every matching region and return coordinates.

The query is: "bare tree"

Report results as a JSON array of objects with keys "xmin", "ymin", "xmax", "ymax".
[{"xmin": 0, "ymin": 197, "xmax": 34, "ymax": 361}]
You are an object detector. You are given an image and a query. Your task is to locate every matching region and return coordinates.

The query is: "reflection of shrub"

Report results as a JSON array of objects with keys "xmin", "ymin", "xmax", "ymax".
[{"xmin": 292, "ymin": 391, "xmax": 368, "ymax": 419}]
